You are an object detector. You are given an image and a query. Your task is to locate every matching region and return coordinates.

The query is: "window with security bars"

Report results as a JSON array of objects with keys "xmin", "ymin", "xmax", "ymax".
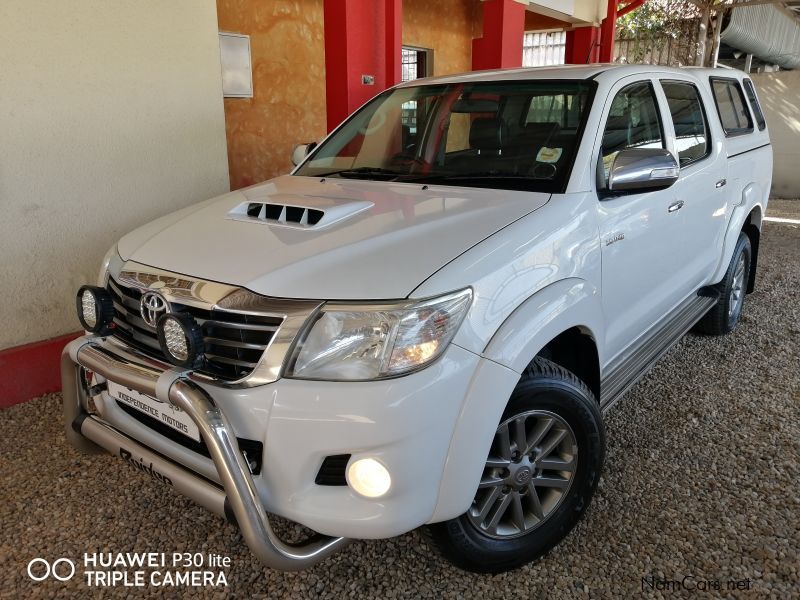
[
  {"xmin": 401, "ymin": 47, "xmax": 430, "ymax": 148},
  {"xmin": 402, "ymin": 47, "xmax": 419, "ymax": 83},
  {"xmin": 523, "ymin": 31, "xmax": 566, "ymax": 67}
]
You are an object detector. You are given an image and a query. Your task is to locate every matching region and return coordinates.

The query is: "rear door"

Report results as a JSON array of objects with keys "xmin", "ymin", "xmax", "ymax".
[
  {"xmin": 594, "ymin": 77, "xmax": 695, "ymax": 360},
  {"xmin": 655, "ymin": 77, "xmax": 728, "ymax": 290}
]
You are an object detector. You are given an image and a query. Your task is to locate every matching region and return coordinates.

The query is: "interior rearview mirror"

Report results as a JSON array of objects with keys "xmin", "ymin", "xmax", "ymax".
[
  {"xmin": 607, "ymin": 148, "xmax": 679, "ymax": 193},
  {"xmin": 291, "ymin": 142, "xmax": 317, "ymax": 167}
]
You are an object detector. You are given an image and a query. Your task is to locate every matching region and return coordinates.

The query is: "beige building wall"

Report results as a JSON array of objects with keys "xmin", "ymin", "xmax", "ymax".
[
  {"xmin": 217, "ymin": 0, "xmax": 328, "ymax": 190},
  {"xmin": 528, "ymin": 0, "xmax": 607, "ymax": 26},
  {"xmin": 0, "ymin": 0, "xmax": 230, "ymax": 350},
  {"xmin": 751, "ymin": 71, "xmax": 800, "ymax": 198},
  {"xmin": 404, "ymin": 0, "xmax": 481, "ymax": 77}
]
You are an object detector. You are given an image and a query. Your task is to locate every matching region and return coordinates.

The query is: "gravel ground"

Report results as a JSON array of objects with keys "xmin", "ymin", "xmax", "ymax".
[
  {"xmin": 763, "ymin": 199, "xmax": 800, "ymax": 220},
  {"xmin": 2, "ymin": 214, "xmax": 799, "ymax": 599}
]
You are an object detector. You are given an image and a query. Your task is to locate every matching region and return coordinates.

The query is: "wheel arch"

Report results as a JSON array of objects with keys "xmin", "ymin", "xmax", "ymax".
[
  {"xmin": 430, "ymin": 279, "xmax": 604, "ymax": 523},
  {"xmin": 535, "ymin": 326, "xmax": 601, "ymax": 402},
  {"xmin": 483, "ymin": 277, "xmax": 605, "ymax": 393},
  {"xmin": 742, "ymin": 205, "xmax": 762, "ymax": 294},
  {"xmin": 710, "ymin": 183, "xmax": 765, "ymax": 290}
]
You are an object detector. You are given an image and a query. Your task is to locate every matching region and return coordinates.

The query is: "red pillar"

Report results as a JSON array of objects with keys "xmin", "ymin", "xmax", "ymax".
[
  {"xmin": 565, "ymin": 26, "xmax": 601, "ymax": 64},
  {"xmin": 386, "ymin": 0, "xmax": 402, "ymax": 86},
  {"xmin": 472, "ymin": 0, "xmax": 526, "ymax": 71},
  {"xmin": 323, "ymin": 0, "xmax": 402, "ymax": 132},
  {"xmin": 599, "ymin": 0, "xmax": 618, "ymax": 63}
]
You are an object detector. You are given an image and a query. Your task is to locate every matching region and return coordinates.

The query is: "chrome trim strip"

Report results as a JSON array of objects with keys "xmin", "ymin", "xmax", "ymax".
[
  {"xmin": 62, "ymin": 337, "xmax": 351, "ymax": 571},
  {"xmin": 600, "ymin": 294, "xmax": 717, "ymax": 411}
]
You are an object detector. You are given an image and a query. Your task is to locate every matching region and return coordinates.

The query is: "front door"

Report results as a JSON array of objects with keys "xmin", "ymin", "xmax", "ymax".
[{"xmin": 595, "ymin": 77, "xmax": 694, "ymax": 361}]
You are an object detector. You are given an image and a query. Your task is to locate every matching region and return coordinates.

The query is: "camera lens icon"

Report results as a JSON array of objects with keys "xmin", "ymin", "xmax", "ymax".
[{"xmin": 27, "ymin": 558, "xmax": 76, "ymax": 582}]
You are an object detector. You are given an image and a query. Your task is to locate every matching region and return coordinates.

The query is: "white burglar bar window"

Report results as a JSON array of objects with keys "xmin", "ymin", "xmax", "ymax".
[{"xmin": 523, "ymin": 31, "xmax": 566, "ymax": 67}]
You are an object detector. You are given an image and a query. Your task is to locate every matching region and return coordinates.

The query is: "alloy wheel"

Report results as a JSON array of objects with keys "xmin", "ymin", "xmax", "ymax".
[
  {"xmin": 467, "ymin": 410, "xmax": 578, "ymax": 539},
  {"xmin": 729, "ymin": 253, "xmax": 747, "ymax": 319}
]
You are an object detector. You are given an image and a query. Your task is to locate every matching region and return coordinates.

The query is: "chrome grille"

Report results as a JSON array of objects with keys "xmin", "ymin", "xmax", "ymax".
[{"xmin": 107, "ymin": 277, "xmax": 283, "ymax": 381}]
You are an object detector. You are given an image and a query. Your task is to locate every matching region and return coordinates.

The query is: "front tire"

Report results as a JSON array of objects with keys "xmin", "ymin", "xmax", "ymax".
[
  {"xmin": 426, "ymin": 357, "xmax": 605, "ymax": 573},
  {"xmin": 695, "ymin": 232, "xmax": 752, "ymax": 336}
]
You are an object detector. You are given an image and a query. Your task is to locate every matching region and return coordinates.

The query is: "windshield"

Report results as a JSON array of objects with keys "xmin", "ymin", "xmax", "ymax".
[{"xmin": 295, "ymin": 80, "xmax": 596, "ymax": 192}]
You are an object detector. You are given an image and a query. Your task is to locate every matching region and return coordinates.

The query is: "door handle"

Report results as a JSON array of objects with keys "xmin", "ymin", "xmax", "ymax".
[
  {"xmin": 716, "ymin": 179, "xmax": 727, "ymax": 188},
  {"xmin": 668, "ymin": 200, "xmax": 684, "ymax": 213}
]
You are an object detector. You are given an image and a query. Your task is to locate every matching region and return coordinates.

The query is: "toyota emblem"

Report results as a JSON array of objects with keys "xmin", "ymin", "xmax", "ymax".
[{"xmin": 140, "ymin": 291, "xmax": 170, "ymax": 329}]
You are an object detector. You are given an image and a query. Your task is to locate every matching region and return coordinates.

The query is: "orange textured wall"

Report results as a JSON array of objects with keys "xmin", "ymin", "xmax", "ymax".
[
  {"xmin": 217, "ymin": 0, "xmax": 327, "ymax": 190},
  {"xmin": 403, "ymin": 0, "xmax": 480, "ymax": 76}
]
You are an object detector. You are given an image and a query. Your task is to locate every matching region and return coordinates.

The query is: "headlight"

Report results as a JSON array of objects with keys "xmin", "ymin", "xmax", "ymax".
[
  {"xmin": 97, "ymin": 244, "xmax": 120, "ymax": 286},
  {"xmin": 287, "ymin": 288, "xmax": 472, "ymax": 381}
]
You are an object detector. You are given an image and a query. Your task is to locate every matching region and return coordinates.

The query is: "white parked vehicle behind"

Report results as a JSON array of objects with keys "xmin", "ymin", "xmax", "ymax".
[{"xmin": 64, "ymin": 65, "xmax": 771, "ymax": 572}]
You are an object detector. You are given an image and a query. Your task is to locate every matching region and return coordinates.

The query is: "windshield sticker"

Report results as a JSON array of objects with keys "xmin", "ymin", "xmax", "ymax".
[{"xmin": 536, "ymin": 147, "xmax": 563, "ymax": 163}]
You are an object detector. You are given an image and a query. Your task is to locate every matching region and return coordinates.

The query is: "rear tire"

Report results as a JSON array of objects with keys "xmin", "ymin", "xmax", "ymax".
[
  {"xmin": 426, "ymin": 357, "xmax": 605, "ymax": 573},
  {"xmin": 695, "ymin": 232, "xmax": 751, "ymax": 336}
]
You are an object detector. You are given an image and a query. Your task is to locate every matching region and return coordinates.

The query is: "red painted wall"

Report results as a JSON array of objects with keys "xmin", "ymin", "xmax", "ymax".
[
  {"xmin": 565, "ymin": 26, "xmax": 601, "ymax": 64},
  {"xmin": 0, "ymin": 333, "xmax": 81, "ymax": 408},
  {"xmin": 324, "ymin": 0, "xmax": 402, "ymax": 132},
  {"xmin": 472, "ymin": 0, "xmax": 525, "ymax": 71}
]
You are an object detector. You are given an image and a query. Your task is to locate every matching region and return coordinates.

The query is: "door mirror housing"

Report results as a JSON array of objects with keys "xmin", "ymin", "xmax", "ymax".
[
  {"xmin": 607, "ymin": 148, "xmax": 679, "ymax": 193},
  {"xmin": 291, "ymin": 142, "xmax": 317, "ymax": 167}
]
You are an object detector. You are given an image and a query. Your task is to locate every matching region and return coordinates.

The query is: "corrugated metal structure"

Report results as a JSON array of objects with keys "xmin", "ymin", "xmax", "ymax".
[{"xmin": 721, "ymin": 4, "xmax": 800, "ymax": 69}]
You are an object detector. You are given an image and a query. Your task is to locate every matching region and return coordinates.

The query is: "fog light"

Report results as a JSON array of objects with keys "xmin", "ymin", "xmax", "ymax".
[
  {"xmin": 157, "ymin": 313, "xmax": 205, "ymax": 369},
  {"xmin": 76, "ymin": 285, "xmax": 115, "ymax": 335},
  {"xmin": 347, "ymin": 458, "xmax": 391, "ymax": 498}
]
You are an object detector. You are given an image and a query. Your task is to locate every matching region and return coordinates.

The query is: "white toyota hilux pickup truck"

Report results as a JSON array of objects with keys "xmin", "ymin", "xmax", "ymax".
[{"xmin": 64, "ymin": 65, "xmax": 771, "ymax": 573}]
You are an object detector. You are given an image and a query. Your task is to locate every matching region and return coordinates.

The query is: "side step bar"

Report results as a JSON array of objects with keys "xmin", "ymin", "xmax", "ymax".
[
  {"xmin": 62, "ymin": 336, "xmax": 351, "ymax": 571},
  {"xmin": 600, "ymin": 294, "xmax": 717, "ymax": 411}
]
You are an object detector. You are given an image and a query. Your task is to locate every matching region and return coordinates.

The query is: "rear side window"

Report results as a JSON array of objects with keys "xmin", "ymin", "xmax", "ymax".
[
  {"xmin": 742, "ymin": 79, "xmax": 767, "ymax": 131},
  {"xmin": 710, "ymin": 78, "xmax": 753, "ymax": 136},
  {"xmin": 661, "ymin": 81, "xmax": 709, "ymax": 167}
]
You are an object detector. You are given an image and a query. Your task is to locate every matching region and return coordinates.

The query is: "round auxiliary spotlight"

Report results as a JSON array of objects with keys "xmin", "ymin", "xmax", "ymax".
[
  {"xmin": 157, "ymin": 312, "xmax": 205, "ymax": 369},
  {"xmin": 76, "ymin": 285, "xmax": 115, "ymax": 335}
]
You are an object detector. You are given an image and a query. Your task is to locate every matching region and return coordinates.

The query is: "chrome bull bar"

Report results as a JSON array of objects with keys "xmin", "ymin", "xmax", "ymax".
[{"xmin": 61, "ymin": 336, "xmax": 351, "ymax": 570}]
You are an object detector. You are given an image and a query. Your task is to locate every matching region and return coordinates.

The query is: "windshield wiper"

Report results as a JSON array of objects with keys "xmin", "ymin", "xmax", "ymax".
[
  {"xmin": 315, "ymin": 166, "xmax": 404, "ymax": 179},
  {"xmin": 398, "ymin": 172, "xmax": 548, "ymax": 183}
]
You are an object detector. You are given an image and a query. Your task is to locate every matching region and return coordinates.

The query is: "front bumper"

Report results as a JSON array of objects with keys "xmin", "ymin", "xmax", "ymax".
[
  {"xmin": 62, "ymin": 334, "xmax": 502, "ymax": 568},
  {"xmin": 62, "ymin": 336, "xmax": 349, "ymax": 571}
]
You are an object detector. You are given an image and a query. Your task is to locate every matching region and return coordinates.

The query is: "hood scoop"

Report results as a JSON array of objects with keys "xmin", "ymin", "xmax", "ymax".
[{"xmin": 227, "ymin": 199, "xmax": 373, "ymax": 230}]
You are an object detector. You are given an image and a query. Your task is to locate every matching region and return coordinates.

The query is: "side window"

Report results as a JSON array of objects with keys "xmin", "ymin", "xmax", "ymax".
[
  {"xmin": 600, "ymin": 81, "xmax": 664, "ymax": 185},
  {"xmin": 661, "ymin": 81, "xmax": 709, "ymax": 167},
  {"xmin": 710, "ymin": 78, "xmax": 753, "ymax": 136},
  {"xmin": 525, "ymin": 93, "xmax": 585, "ymax": 129},
  {"xmin": 742, "ymin": 79, "xmax": 767, "ymax": 131}
]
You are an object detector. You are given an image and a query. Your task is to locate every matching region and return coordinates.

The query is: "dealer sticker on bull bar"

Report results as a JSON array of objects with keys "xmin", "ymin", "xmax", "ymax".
[{"xmin": 108, "ymin": 382, "xmax": 201, "ymax": 442}]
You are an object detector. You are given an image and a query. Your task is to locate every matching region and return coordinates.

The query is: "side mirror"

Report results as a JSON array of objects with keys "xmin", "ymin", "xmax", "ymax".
[
  {"xmin": 291, "ymin": 142, "xmax": 317, "ymax": 167},
  {"xmin": 607, "ymin": 148, "xmax": 679, "ymax": 193}
]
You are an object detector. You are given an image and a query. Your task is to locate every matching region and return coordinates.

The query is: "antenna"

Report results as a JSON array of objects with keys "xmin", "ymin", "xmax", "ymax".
[{"xmin": 586, "ymin": 40, "xmax": 599, "ymax": 64}]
